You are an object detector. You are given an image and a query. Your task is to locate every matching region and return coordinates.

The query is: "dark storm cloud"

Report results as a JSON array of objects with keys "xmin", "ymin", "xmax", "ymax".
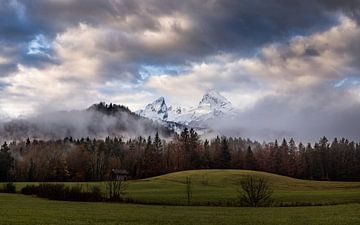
[
  {"xmin": 2, "ymin": 0, "xmax": 360, "ymax": 80},
  {"xmin": 0, "ymin": 1, "xmax": 53, "ymax": 75},
  {"xmin": 19, "ymin": 0, "xmax": 338, "ymax": 52},
  {"xmin": 317, "ymin": 0, "xmax": 360, "ymax": 20}
]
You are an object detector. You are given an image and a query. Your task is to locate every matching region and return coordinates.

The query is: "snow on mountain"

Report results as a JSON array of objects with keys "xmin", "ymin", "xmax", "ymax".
[
  {"xmin": 136, "ymin": 90, "xmax": 235, "ymax": 129},
  {"xmin": 184, "ymin": 89, "xmax": 235, "ymax": 127},
  {"xmin": 198, "ymin": 89, "xmax": 233, "ymax": 111},
  {"xmin": 137, "ymin": 97, "xmax": 168, "ymax": 120}
]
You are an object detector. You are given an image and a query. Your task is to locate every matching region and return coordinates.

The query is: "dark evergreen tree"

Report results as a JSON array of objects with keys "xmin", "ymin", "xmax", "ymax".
[
  {"xmin": 189, "ymin": 129, "xmax": 201, "ymax": 169},
  {"xmin": 153, "ymin": 132, "xmax": 162, "ymax": 154},
  {"xmin": 220, "ymin": 137, "xmax": 231, "ymax": 168},
  {"xmin": 212, "ymin": 136, "xmax": 222, "ymax": 168},
  {"xmin": 27, "ymin": 158, "xmax": 36, "ymax": 182},
  {"xmin": 180, "ymin": 128, "xmax": 191, "ymax": 169},
  {"xmin": 244, "ymin": 146, "xmax": 257, "ymax": 170},
  {"xmin": 279, "ymin": 139, "xmax": 289, "ymax": 175},
  {"xmin": 203, "ymin": 139, "xmax": 211, "ymax": 168},
  {"xmin": 0, "ymin": 142, "xmax": 14, "ymax": 181},
  {"xmin": 269, "ymin": 140, "xmax": 279, "ymax": 173},
  {"xmin": 288, "ymin": 138, "xmax": 297, "ymax": 176}
]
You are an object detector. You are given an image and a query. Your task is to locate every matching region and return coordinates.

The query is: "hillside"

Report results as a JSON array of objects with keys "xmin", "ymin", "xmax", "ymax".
[
  {"xmin": 125, "ymin": 169, "xmax": 360, "ymax": 206},
  {"xmin": 149, "ymin": 169, "xmax": 360, "ymax": 191},
  {"xmin": 0, "ymin": 102, "xmax": 173, "ymax": 141}
]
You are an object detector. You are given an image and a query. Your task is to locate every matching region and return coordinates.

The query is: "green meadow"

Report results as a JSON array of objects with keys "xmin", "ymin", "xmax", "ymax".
[
  {"xmin": 2, "ymin": 170, "xmax": 360, "ymax": 225},
  {"xmin": 1, "ymin": 193, "xmax": 360, "ymax": 225}
]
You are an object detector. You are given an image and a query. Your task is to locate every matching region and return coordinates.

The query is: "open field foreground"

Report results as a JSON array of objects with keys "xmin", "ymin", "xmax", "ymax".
[
  {"xmin": 1, "ymin": 193, "xmax": 360, "ymax": 225},
  {"xmin": 11, "ymin": 170, "xmax": 360, "ymax": 206}
]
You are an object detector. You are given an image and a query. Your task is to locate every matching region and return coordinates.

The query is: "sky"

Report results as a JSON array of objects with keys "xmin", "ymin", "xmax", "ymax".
[{"xmin": 1, "ymin": 0, "xmax": 360, "ymax": 141}]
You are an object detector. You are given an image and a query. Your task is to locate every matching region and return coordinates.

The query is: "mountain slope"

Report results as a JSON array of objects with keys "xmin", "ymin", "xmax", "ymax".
[
  {"xmin": 137, "ymin": 97, "xmax": 168, "ymax": 120},
  {"xmin": 0, "ymin": 102, "xmax": 173, "ymax": 141},
  {"xmin": 136, "ymin": 90, "xmax": 235, "ymax": 129}
]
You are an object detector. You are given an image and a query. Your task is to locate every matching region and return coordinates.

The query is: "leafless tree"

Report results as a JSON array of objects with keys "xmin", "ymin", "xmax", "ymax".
[
  {"xmin": 106, "ymin": 179, "xmax": 128, "ymax": 201},
  {"xmin": 185, "ymin": 176, "xmax": 192, "ymax": 205},
  {"xmin": 237, "ymin": 175, "xmax": 273, "ymax": 207}
]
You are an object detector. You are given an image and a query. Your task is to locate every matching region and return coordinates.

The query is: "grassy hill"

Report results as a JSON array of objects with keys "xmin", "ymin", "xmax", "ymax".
[
  {"xmin": 11, "ymin": 169, "xmax": 360, "ymax": 206},
  {"xmin": 148, "ymin": 169, "xmax": 360, "ymax": 190},
  {"xmin": 126, "ymin": 169, "xmax": 360, "ymax": 206}
]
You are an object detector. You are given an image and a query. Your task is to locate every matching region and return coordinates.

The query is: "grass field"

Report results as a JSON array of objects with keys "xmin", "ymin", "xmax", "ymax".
[
  {"xmin": 2, "ymin": 170, "xmax": 360, "ymax": 225},
  {"xmin": 1, "ymin": 193, "xmax": 360, "ymax": 225},
  {"xmin": 10, "ymin": 169, "xmax": 360, "ymax": 206}
]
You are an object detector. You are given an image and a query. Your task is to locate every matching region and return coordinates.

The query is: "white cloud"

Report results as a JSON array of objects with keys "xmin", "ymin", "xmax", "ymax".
[
  {"xmin": 145, "ymin": 15, "xmax": 360, "ymax": 109},
  {"xmin": 0, "ymin": 23, "xmax": 145, "ymax": 116}
]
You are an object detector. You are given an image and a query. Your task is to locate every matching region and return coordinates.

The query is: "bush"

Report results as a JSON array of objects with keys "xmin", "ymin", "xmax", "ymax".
[
  {"xmin": 21, "ymin": 185, "xmax": 38, "ymax": 195},
  {"xmin": 0, "ymin": 182, "xmax": 16, "ymax": 193},
  {"xmin": 88, "ymin": 186, "xmax": 103, "ymax": 201},
  {"xmin": 36, "ymin": 183, "xmax": 66, "ymax": 200},
  {"xmin": 20, "ymin": 183, "xmax": 104, "ymax": 202},
  {"xmin": 237, "ymin": 175, "xmax": 273, "ymax": 207},
  {"xmin": 79, "ymin": 186, "xmax": 103, "ymax": 202}
]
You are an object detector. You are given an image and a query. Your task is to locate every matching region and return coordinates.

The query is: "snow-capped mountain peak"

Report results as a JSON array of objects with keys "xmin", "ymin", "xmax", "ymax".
[
  {"xmin": 198, "ymin": 89, "xmax": 233, "ymax": 110},
  {"xmin": 138, "ymin": 96, "xmax": 168, "ymax": 120},
  {"xmin": 136, "ymin": 90, "xmax": 235, "ymax": 130}
]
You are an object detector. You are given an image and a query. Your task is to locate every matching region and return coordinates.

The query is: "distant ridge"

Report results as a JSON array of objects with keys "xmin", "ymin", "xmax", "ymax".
[{"xmin": 0, "ymin": 102, "xmax": 174, "ymax": 141}]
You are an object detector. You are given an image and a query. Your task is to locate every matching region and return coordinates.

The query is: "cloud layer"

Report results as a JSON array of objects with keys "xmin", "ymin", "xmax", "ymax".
[{"xmin": 1, "ymin": 0, "xmax": 360, "ymax": 141}]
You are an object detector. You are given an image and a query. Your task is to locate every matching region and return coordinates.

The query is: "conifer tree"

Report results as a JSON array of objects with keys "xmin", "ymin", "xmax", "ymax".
[
  {"xmin": 220, "ymin": 137, "xmax": 231, "ymax": 168},
  {"xmin": 0, "ymin": 142, "xmax": 14, "ymax": 181},
  {"xmin": 244, "ymin": 146, "xmax": 257, "ymax": 170},
  {"xmin": 203, "ymin": 139, "xmax": 211, "ymax": 168},
  {"xmin": 288, "ymin": 138, "xmax": 297, "ymax": 176}
]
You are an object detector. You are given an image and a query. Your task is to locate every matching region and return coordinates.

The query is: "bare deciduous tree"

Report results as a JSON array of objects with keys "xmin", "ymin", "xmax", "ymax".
[
  {"xmin": 106, "ymin": 180, "xmax": 128, "ymax": 201},
  {"xmin": 237, "ymin": 175, "xmax": 273, "ymax": 207},
  {"xmin": 185, "ymin": 176, "xmax": 192, "ymax": 205}
]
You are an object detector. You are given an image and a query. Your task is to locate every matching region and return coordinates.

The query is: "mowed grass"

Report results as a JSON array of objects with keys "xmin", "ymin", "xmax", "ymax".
[
  {"xmin": 1, "ymin": 193, "xmax": 360, "ymax": 225},
  {"xmin": 10, "ymin": 169, "xmax": 360, "ymax": 206}
]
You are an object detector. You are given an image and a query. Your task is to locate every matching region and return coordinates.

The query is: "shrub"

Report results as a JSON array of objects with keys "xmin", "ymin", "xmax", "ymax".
[
  {"xmin": 36, "ymin": 183, "xmax": 66, "ymax": 200},
  {"xmin": 237, "ymin": 175, "xmax": 273, "ymax": 207},
  {"xmin": 21, "ymin": 185, "xmax": 38, "ymax": 195},
  {"xmin": 20, "ymin": 183, "xmax": 104, "ymax": 202},
  {"xmin": 88, "ymin": 186, "xmax": 103, "ymax": 201},
  {"xmin": 0, "ymin": 182, "xmax": 16, "ymax": 193}
]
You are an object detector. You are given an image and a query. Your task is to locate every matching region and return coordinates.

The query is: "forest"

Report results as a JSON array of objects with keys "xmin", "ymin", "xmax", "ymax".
[{"xmin": 1, "ymin": 128, "xmax": 360, "ymax": 182}]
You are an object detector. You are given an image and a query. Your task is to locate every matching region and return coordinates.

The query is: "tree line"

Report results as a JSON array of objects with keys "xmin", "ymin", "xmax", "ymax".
[{"xmin": 1, "ymin": 128, "xmax": 360, "ymax": 182}]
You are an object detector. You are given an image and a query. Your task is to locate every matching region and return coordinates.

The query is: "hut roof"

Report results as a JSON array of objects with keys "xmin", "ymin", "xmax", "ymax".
[{"xmin": 111, "ymin": 169, "xmax": 129, "ymax": 175}]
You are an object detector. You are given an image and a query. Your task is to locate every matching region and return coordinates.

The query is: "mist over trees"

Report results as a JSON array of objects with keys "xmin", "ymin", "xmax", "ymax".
[
  {"xmin": 0, "ymin": 103, "xmax": 174, "ymax": 141},
  {"xmin": 1, "ymin": 128, "xmax": 360, "ymax": 182}
]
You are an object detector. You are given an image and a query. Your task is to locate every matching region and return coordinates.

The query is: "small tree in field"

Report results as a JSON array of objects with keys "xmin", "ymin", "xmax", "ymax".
[
  {"xmin": 106, "ymin": 180, "xmax": 128, "ymax": 201},
  {"xmin": 185, "ymin": 176, "xmax": 192, "ymax": 205},
  {"xmin": 237, "ymin": 175, "xmax": 273, "ymax": 207}
]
